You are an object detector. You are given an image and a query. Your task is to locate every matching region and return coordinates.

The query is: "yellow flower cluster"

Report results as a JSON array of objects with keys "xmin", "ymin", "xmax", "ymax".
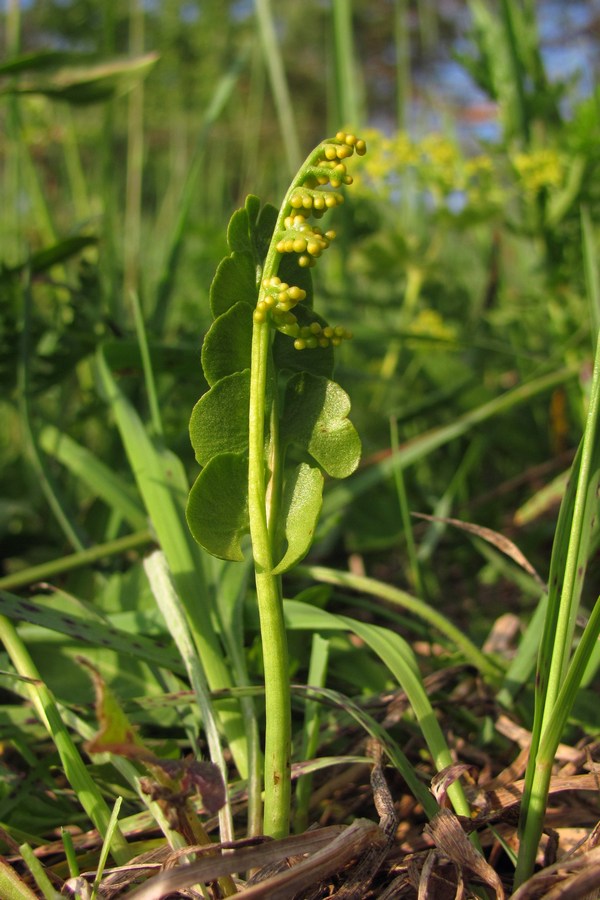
[
  {"xmin": 408, "ymin": 309, "xmax": 456, "ymax": 343},
  {"xmin": 255, "ymin": 132, "xmax": 366, "ymax": 350},
  {"xmin": 511, "ymin": 149, "xmax": 565, "ymax": 195},
  {"xmin": 351, "ymin": 127, "xmax": 498, "ymax": 209}
]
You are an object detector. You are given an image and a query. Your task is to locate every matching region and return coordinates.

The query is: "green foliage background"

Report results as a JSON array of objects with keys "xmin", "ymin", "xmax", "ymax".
[{"xmin": 0, "ymin": 0, "xmax": 599, "ymax": 875}]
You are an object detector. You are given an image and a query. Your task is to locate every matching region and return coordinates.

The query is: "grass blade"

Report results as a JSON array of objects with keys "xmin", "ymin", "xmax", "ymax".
[
  {"xmin": 295, "ymin": 634, "xmax": 330, "ymax": 833},
  {"xmin": 143, "ymin": 550, "xmax": 234, "ymax": 842},
  {"xmin": 95, "ymin": 348, "xmax": 248, "ymax": 779},
  {"xmin": 0, "ymin": 615, "xmax": 131, "ymax": 865},
  {"xmin": 253, "ymin": 0, "xmax": 301, "ymax": 173},
  {"xmin": 37, "ymin": 425, "xmax": 147, "ymax": 532},
  {"xmin": 284, "ymin": 599, "xmax": 473, "ymax": 820},
  {"xmin": 296, "ymin": 565, "xmax": 501, "ymax": 680},
  {"xmin": 515, "ymin": 335, "xmax": 600, "ymax": 885}
]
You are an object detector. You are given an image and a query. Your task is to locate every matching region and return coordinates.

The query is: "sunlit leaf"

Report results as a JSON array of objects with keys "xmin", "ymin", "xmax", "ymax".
[
  {"xmin": 273, "ymin": 463, "xmax": 324, "ymax": 574},
  {"xmin": 209, "ymin": 252, "xmax": 257, "ymax": 318},
  {"xmin": 281, "ymin": 372, "xmax": 361, "ymax": 478},
  {"xmin": 1, "ymin": 52, "xmax": 159, "ymax": 104},
  {"xmin": 201, "ymin": 302, "xmax": 253, "ymax": 386},
  {"xmin": 189, "ymin": 370, "xmax": 250, "ymax": 465},
  {"xmin": 186, "ymin": 452, "xmax": 249, "ymax": 561}
]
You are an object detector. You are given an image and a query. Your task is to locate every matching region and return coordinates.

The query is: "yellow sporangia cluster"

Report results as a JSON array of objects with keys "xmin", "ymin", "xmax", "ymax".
[{"xmin": 255, "ymin": 132, "xmax": 366, "ymax": 350}]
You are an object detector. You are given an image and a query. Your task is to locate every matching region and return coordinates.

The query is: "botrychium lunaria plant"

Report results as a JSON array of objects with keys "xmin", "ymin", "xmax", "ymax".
[{"xmin": 186, "ymin": 132, "xmax": 366, "ymax": 838}]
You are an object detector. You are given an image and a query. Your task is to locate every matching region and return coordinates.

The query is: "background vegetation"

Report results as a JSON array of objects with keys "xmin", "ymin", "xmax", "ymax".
[{"xmin": 1, "ymin": 0, "xmax": 599, "ymax": 896}]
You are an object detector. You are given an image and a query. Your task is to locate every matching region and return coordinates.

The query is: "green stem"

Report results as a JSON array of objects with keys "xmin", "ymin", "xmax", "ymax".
[{"xmin": 248, "ymin": 317, "xmax": 291, "ymax": 837}]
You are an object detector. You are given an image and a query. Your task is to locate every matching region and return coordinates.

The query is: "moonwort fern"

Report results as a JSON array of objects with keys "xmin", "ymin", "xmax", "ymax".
[{"xmin": 186, "ymin": 132, "xmax": 365, "ymax": 837}]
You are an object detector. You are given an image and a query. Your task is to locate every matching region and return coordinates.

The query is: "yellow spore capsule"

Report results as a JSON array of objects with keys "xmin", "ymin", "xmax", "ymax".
[
  {"xmin": 294, "ymin": 338, "xmax": 307, "ymax": 350},
  {"xmin": 355, "ymin": 139, "xmax": 367, "ymax": 155},
  {"xmin": 292, "ymin": 237, "xmax": 307, "ymax": 253},
  {"xmin": 288, "ymin": 286, "xmax": 306, "ymax": 301}
]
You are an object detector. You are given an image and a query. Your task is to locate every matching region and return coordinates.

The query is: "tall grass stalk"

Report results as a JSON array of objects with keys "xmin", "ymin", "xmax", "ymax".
[
  {"xmin": 253, "ymin": 0, "xmax": 301, "ymax": 174},
  {"xmin": 515, "ymin": 335, "xmax": 600, "ymax": 886},
  {"xmin": 332, "ymin": 0, "xmax": 362, "ymax": 127},
  {"xmin": 393, "ymin": 0, "xmax": 411, "ymax": 130},
  {"xmin": 123, "ymin": 0, "xmax": 145, "ymax": 301}
]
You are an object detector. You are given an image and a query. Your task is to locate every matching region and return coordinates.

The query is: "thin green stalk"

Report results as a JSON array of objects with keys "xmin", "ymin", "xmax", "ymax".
[
  {"xmin": 390, "ymin": 415, "xmax": 425, "ymax": 598},
  {"xmin": 0, "ymin": 615, "xmax": 131, "ymax": 865},
  {"xmin": 248, "ymin": 315, "xmax": 291, "ymax": 838},
  {"xmin": 123, "ymin": 0, "xmax": 145, "ymax": 301},
  {"xmin": 0, "ymin": 529, "xmax": 154, "ymax": 592}
]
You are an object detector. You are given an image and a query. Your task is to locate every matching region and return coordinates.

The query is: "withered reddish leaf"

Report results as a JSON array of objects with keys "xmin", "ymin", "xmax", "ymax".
[
  {"xmin": 79, "ymin": 656, "xmax": 153, "ymax": 761},
  {"xmin": 150, "ymin": 758, "xmax": 226, "ymax": 814}
]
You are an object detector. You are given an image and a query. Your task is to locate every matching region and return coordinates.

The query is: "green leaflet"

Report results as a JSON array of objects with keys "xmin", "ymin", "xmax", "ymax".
[
  {"xmin": 189, "ymin": 370, "xmax": 250, "ymax": 465},
  {"xmin": 281, "ymin": 372, "xmax": 361, "ymax": 478},
  {"xmin": 201, "ymin": 302, "xmax": 253, "ymax": 386},
  {"xmin": 273, "ymin": 463, "xmax": 324, "ymax": 574},
  {"xmin": 227, "ymin": 195, "xmax": 278, "ymax": 260},
  {"xmin": 209, "ymin": 252, "xmax": 257, "ymax": 318},
  {"xmin": 187, "ymin": 452, "xmax": 249, "ymax": 561}
]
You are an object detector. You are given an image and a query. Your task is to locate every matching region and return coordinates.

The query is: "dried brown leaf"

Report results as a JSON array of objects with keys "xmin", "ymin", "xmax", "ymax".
[
  {"xmin": 424, "ymin": 808, "xmax": 506, "ymax": 899},
  {"xmin": 412, "ymin": 513, "xmax": 546, "ymax": 588}
]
